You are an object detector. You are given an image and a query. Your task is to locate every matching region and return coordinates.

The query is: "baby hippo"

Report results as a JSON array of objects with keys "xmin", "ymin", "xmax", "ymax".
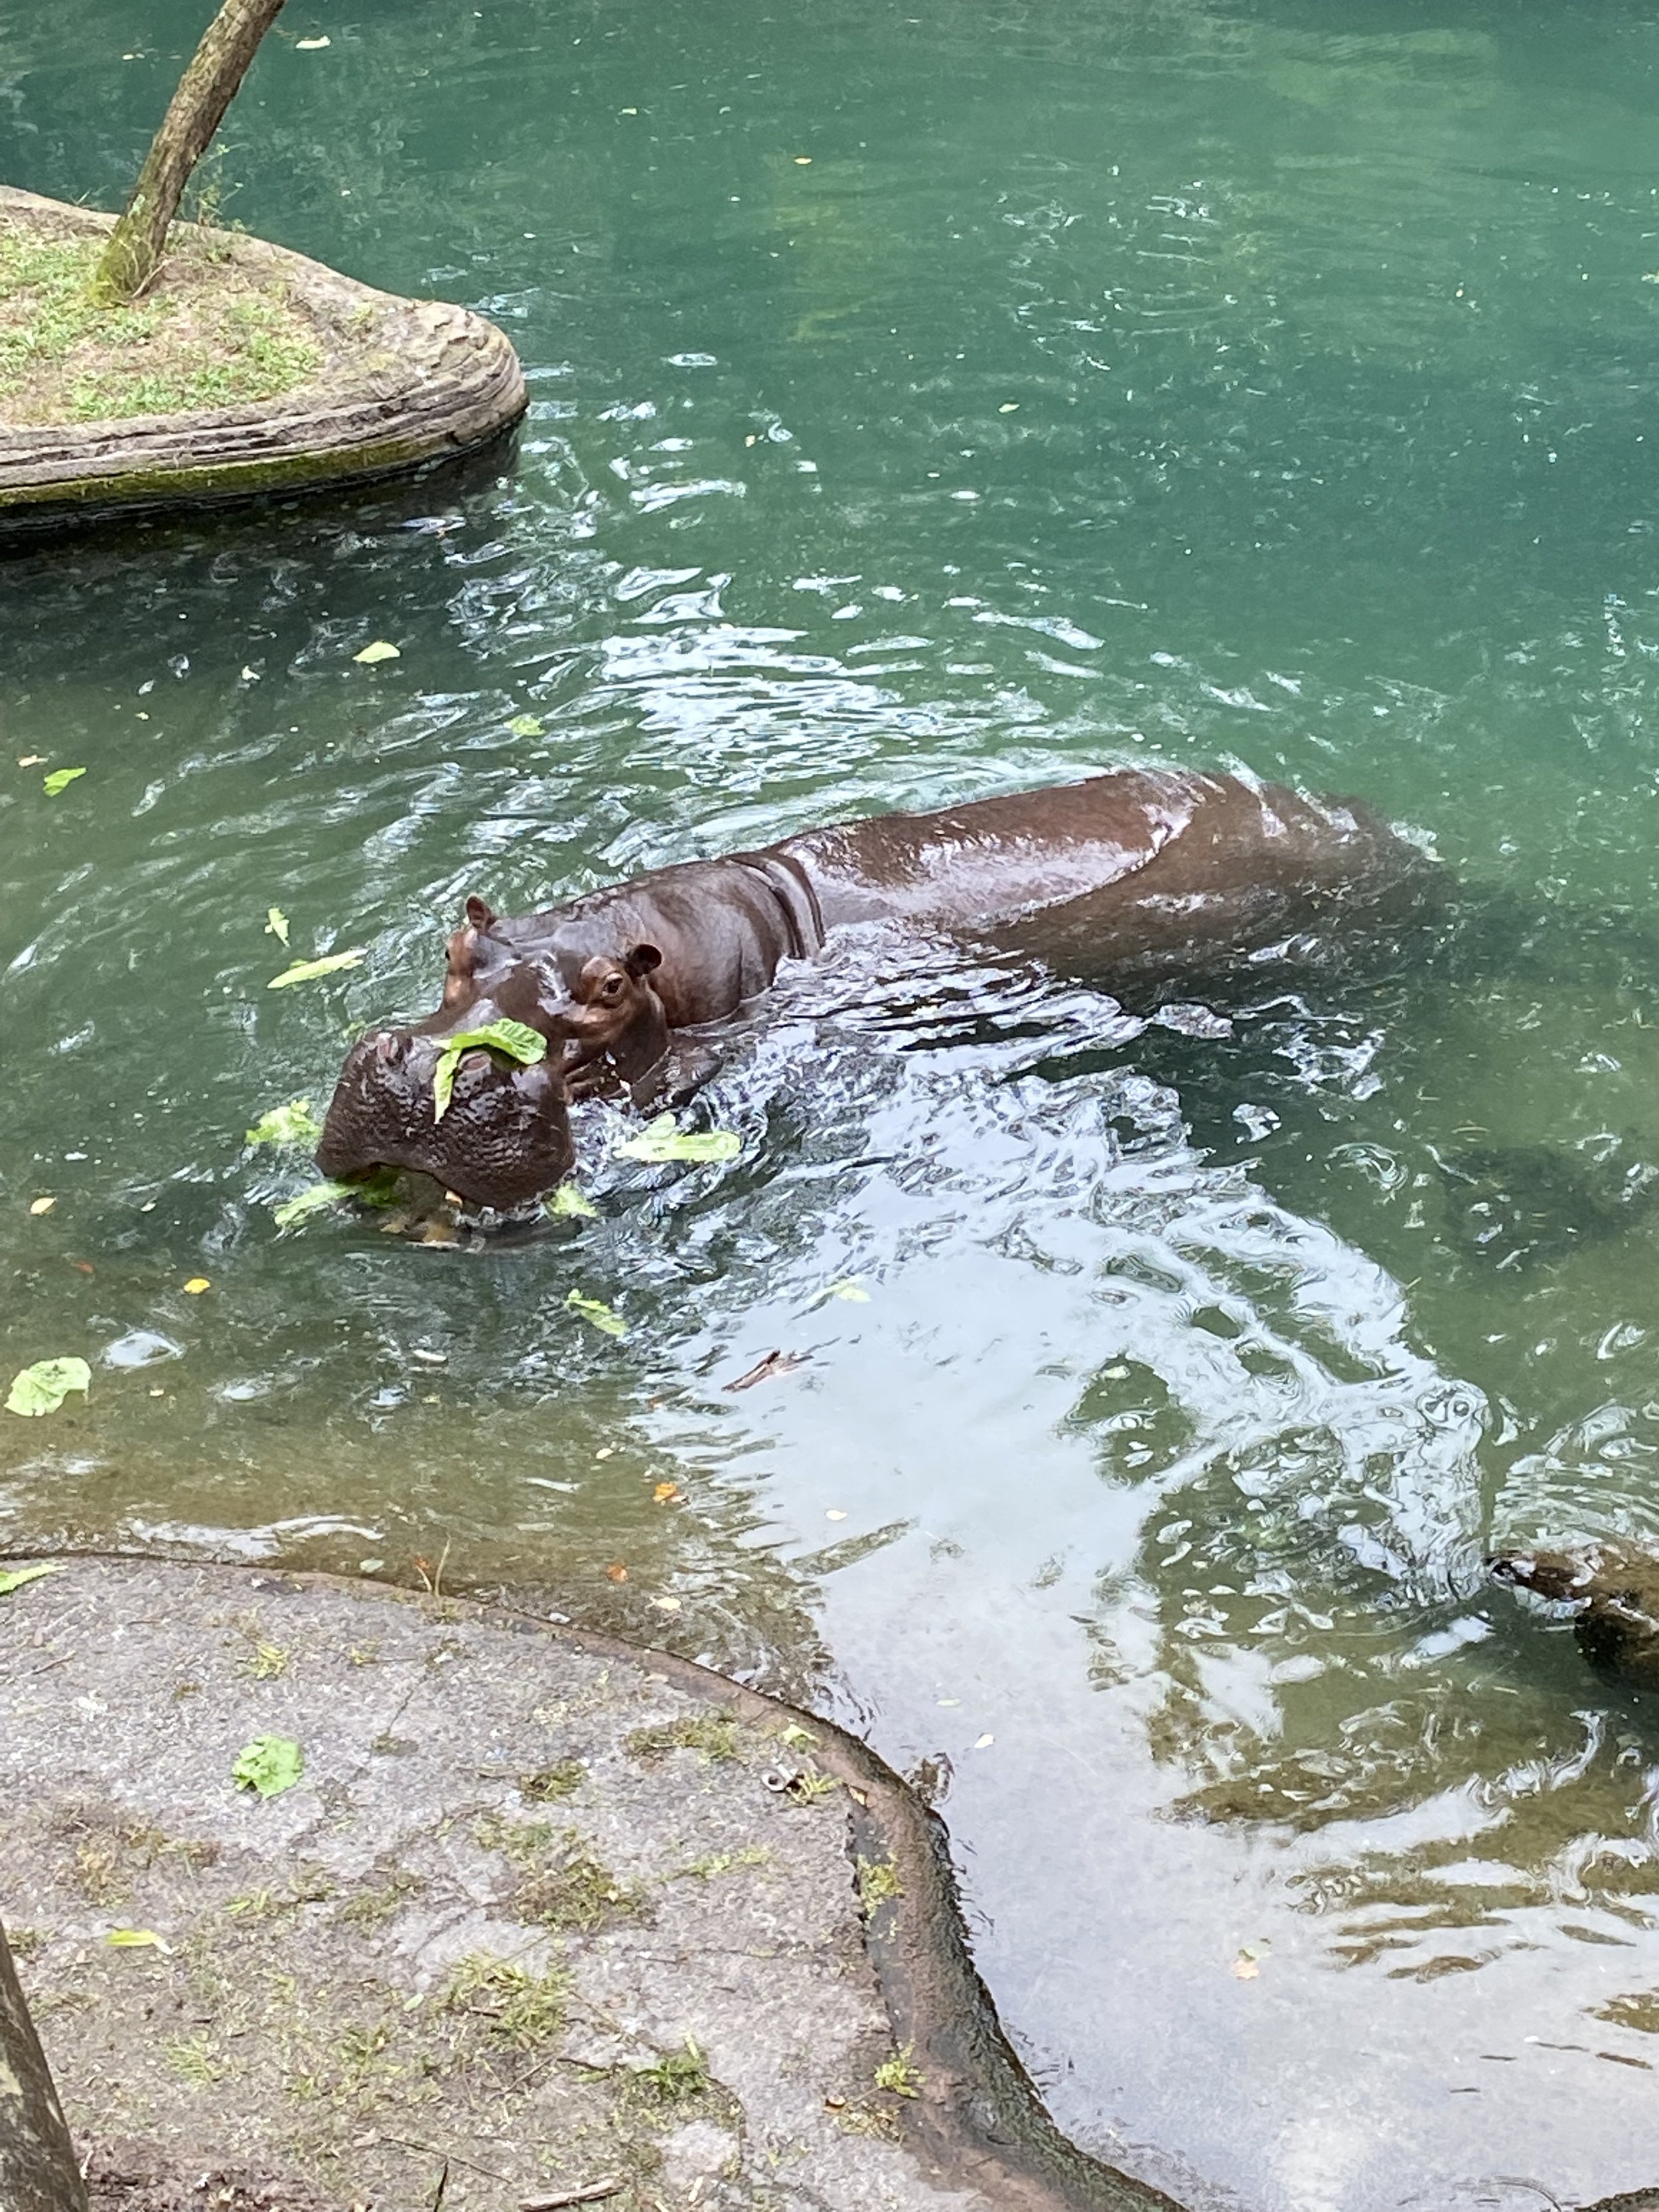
[{"xmin": 1490, "ymin": 1546, "xmax": 1659, "ymax": 1689}]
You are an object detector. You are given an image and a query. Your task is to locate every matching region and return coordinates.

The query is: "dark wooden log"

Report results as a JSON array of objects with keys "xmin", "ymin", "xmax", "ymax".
[
  {"xmin": 0, "ymin": 1917, "xmax": 88, "ymax": 2212},
  {"xmin": 96, "ymin": 0, "xmax": 287, "ymax": 302}
]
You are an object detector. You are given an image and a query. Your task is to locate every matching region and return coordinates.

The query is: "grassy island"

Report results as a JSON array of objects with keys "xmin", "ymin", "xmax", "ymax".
[{"xmin": 0, "ymin": 209, "xmax": 323, "ymax": 428}]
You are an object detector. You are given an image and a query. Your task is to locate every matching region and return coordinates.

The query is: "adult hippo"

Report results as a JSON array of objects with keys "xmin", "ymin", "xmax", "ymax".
[{"xmin": 317, "ymin": 768, "xmax": 1439, "ymax": 1211}]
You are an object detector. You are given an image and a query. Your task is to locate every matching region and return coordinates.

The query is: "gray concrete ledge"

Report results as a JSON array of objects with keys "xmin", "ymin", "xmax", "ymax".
[{"xmin": 0, "ymin": 1558, "xmax": 1173, "ymax": 2212}]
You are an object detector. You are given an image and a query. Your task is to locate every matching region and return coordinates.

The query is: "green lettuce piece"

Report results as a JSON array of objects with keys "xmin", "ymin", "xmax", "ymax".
[
  {"xmin": 508, "ymin": 713, "xmax": 545, "ymax": 738},
  {"xmin": 43, "ymin": 767, "xmax": 86, "ymax": 796},
  {"xmin": 352, "ymin": 640, "xmax": 400, "ymax": 665},
  {"xmin": 613, "ymin": 1114, "xmax": 742, "ymax": 1165},
  {"xmin": 432, "ymin": 1018, "xmax": 547, "ymax": 1122},
  {"xmin": 271, "ymin": 1172, "xmax": 399, "ymax": 1228},
  {"xmin": 546, "ymin": 1184, "xmax": 598, "ymax": 1219},
  {"xmin": 232, "ymin": 1735, "xmax": 303, "ymax": 1797},
  {"xmin": 0, "ymin": 1563, "xmax": 63, "ymax": 1595},
  {"xmin": 265, "ymin": 906, "xmax": 291, "ymax": 946},
  {"xmin": 246, "ymin": 1099, "xmax": 321, "ymax": 1147},
  {"xmin": 267, "ymin": 950, "xmax": 366, "ymax": 990},
  {"xmin": 565, "ymin": 1290, "xmax": 627, "ymax": 1338},
  {"xmin": 5, "ymin": 1357, "xmax": 92, "ymax": 1418}
]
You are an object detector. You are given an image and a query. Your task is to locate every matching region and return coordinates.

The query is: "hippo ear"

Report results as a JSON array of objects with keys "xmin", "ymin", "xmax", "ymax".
[
  {"xmin": 464, "ymin": 895, "xmax": 499, "ymax": 933},
  {"xmin": 624, "ymin": 942, "xmax": 663, "ymax": 979}
]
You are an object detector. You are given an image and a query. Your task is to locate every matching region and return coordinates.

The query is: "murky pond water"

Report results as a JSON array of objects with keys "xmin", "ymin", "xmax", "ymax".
[{"xmin": 11, "ymin": 1, "xmax": 1659, "ymax": 2203}]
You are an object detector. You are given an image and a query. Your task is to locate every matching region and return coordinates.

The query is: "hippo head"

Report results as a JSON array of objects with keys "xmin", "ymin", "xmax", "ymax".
[
  {"xmin": 316, "ymin": 1012, "xmax": 575, "ymax": 1212},
  {"xmin": 445, "ymin": 897, "xmax": 670, "ymax": 1090},
  {"xmin": 315, "ymin": 894, "xmax": 671, "ymax": 1212}
]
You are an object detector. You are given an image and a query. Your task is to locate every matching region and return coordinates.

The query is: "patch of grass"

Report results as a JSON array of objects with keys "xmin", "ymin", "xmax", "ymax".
[
  {"xmin": 475, "ymin": 1814, "xmax": 648, "ymax": 1933},
  {"xmin": 856, "ymin": 1855, "xmax": 902, "ymax": 1917},
  {"xmin": 337, "ymin": 1869, "xmax": 425, "ymax": 1930},
  {"xmin": 520, "ymin": 1759, "xmax": 585, "ymax": 1803},
  {"xmin": 873, "ymin": 2045, "xmax": 922, "ymax": 2099},
  {"xmin": 625, "ymin": 1714, "xmax": 742, "ymax": 1764},
  {"xmin": 166, "ymin": 2031, "xmax": 224, "ymax": 2088},
  {"xmin": 242, "ymin": 1639, "xmax": 291, "ymax": 1680},
  {"xmin": 676, "ymin": 1844, "xmax": 772, "ymax": 1881},
  {"xmin": 5, "ymin": 1925, "xmax": 46, "ymax": 1956},
  {"xmin": 518, "ymin": 1840, "xmax": 648, "ymax": 1934},
  {"xmin": 0, "ymin": 219, "xmax": 323, "ymax": 426},
  {"xmin": 441, "ymin": 1953, "xmax": 569, "ymax": 2049},
  {"xmin": 634, "ymin": 2035, "xmax": 710, "ymax": 2104}
]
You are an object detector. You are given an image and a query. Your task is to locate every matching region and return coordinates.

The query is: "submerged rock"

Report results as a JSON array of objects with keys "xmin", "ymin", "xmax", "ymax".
[{"xmin": 1437, "ymin": 1143, "xmax": 1659, "ymax": 1266}]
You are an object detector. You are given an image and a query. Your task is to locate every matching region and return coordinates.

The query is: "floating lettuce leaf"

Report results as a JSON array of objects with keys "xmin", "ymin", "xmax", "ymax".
[
  {"xmin": 613, "ymin": 1114, "xmax": 742, "ymax": 1165},
  {"xmin": 508, "ymin": 713, "xmax": 545, "ymax": 738},
  {"xmin": 43, "ymin": 767, "xmax": 86, "ymax": 796},
  {"xmin": 5, "ymin": 1357, "xmax": 92, "ymax": 1418},
  {"xmin": 546, "ymin": 1184, "xmax": 599, "ymax": 1219},
  {"xmin": 432, "ymin": 1018, "xmax": 547, "ymax": 1122},
  {"xmin": 265, "ymin": 906, "xmax": 291, "ymax": 946},
  {"xmin": 267, "ymin": 950, "xmax": 366, "ymax": 990},
  {"xmin": 0, "ymin": 1563, "xmax": 63, "ymax": 1595},
  {"xmin": 232, "ymin": 1735, "xmax": 303, "ymax": 1797},
  {"xmin": 565, "ymin": 1291, "xmax": 627, "ymax": 1338},
  {"xmin": 271, "ymin": 1171, "xmax": 399, "ymax": 1229},
  {"xmin": 246, "ymin": 1099, "xmax": 321, "ymax": 1147},
  {"xmin": 352, "ymin": 640, "xmax": 400, "ymax": 665}
]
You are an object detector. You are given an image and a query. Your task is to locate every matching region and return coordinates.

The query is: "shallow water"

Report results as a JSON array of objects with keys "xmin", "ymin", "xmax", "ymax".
[{"xmin": 10, "ymin": 1, "xmax": 1659, "ymax": 2203}]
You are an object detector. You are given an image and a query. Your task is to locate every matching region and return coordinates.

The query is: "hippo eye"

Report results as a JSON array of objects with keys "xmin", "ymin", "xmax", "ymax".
[{"xmin": 600, "ymin": 974, "xmax": 624, "ymax": 999}]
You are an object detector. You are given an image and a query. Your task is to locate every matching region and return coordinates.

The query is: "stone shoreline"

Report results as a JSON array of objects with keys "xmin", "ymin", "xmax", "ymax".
[{"xmin": 0, "ymin": 1558, "xmax": 1173, "ymax": 2212}]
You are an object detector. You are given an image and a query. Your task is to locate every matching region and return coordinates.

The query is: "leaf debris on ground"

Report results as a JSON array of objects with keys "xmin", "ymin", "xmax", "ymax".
[
  {"xmin": 0, "ymin": 1563, "xmax": 64, "ymax": 1595},
  {"xmin": 232, "ymin": 1735, "xmax": 304, "ymax": 1798}
]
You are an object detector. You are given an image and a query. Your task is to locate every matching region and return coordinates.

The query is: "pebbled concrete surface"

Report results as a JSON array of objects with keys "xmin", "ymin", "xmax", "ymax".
[{"xmin": 0, "ymin": 1557, "xmax": 987, "ymax": 2212}]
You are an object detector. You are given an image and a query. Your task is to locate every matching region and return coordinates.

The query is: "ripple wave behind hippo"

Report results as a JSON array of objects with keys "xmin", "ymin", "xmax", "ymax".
[{"xmin": 317, "ymin": 768, "xmax": 1441, "ymax": 1212}]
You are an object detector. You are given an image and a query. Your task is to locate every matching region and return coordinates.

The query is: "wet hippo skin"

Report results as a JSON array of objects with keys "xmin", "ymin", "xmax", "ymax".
[
  {"xmin": 1491, "ymin": 1547, "xmax": 1659, "ymax": 1689},
  {"xmin": 317, "ymin": 768, "xmax": 1439, "ymax": 1210}
]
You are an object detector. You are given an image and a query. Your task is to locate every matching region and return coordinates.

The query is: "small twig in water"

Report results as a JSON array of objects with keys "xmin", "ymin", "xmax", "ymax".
[{"xmin": 725, "ymin": 1349, "xmax": 808, "ymax": 1392}]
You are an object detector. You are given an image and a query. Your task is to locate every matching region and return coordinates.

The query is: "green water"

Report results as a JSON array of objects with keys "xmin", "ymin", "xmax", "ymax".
[{"xmin": 10, "ymin": 1, "xmax": 1659, "ymax": 2202}]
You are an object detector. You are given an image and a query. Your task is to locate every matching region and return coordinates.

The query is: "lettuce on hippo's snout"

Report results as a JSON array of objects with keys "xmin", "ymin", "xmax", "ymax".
[
  {"xmin": 272, "ymin": 1171, "xmax": 400, "ymax": 1229},
  {"xmin": 431, "ymin": 1018, "xmax": 547, "ymax": 1123}
]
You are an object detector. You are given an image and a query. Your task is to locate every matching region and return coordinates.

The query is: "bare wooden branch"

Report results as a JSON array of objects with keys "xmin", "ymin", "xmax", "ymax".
[
  {"xmin": 96, "ymin": 0, "xmax": 287, "ymax": 302},
  {"xmin": 0, "ymin": 1919, "xmax": 88, "ymax": 2212}
]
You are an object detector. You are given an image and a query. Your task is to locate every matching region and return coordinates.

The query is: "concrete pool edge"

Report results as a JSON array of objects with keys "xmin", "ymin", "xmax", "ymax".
[
  {"xmin": 0, "ymin": 1552, "xmax": 1181, "ymax": 2212},
  {"xmin": 0, "ymin": 187, "xmax": 526, "ymax": 533}
]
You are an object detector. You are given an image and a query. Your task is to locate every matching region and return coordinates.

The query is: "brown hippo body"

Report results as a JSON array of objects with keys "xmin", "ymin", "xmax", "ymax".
[
  {"xmin": 317, "ymin": 769, "xmax": 1438, "ymax": 1211},
  {"xmin": 1492, "ymin": 1547, "xmax": 1659, "ymax": 1689}
]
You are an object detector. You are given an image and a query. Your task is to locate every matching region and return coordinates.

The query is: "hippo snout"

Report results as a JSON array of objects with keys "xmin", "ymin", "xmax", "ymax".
[{"xmin": 317, "ymin": 1027, "xmax": 575, "ymax": 1212}]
